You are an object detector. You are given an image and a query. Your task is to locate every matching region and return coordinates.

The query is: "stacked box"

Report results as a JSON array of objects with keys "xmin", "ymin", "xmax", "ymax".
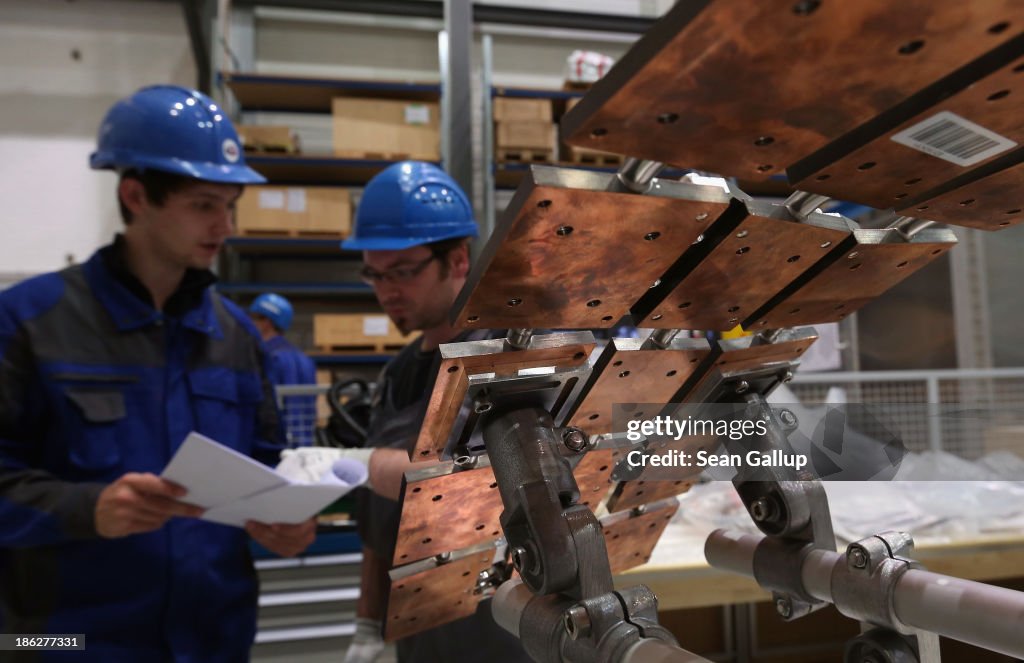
[
  {"xmin": 236, "ymin": 125, "xmax": 299, "ymax": 153},
  {"xmin": 235, "ymin": 186, "xmax": 351, "ymax": 237},
  {"xmin": 493, "ymin": 97, "xmax": 556, "ymax": 160},
  {"xmin": 332, "ymin": 98, "xmax": 440, "ymax": 160},
  {"xmin": 313, "ymin": 313, "xmax": 411, "ymax": 352},
  {"xmin": 561, "ymin": 97, "xmax": 621, "ymax": 165}
]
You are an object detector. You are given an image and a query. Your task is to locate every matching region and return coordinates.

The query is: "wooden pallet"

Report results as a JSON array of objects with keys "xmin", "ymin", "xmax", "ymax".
[
  {"xmin": 242, "ymin": 144, "xmax": 297, "ymax": 154},
  {"xmin": 496, "ymin": 147, "xmax": 555, "ymax": 164},
  {"xmin": 565, "ymin": 151, "xmax": 623, "ymax": 167},
  {"xmin": 334, "ymin": 150, "xmax": 438, "ymax": 162},
  {"xmin": 236, "ymin": 228, "xmax": 347, "ymax": 239}
]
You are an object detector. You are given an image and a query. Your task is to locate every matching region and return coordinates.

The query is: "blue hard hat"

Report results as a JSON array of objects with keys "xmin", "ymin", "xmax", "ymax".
[
  {"xmin": 342, "ymin": 161, "xmax": 478, "ymax": 251},
  {"xmin": 90, "ymin": 85, "xmax": 266, "ymax": 184},
  {"xmin": 249, "ymin": 293, "xmax": 294, "ymax": 332}
]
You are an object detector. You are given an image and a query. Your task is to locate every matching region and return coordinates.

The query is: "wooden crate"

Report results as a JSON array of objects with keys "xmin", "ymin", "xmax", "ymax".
[
  {"xmin": 332, "ymin": 98, "xmax": 440, "ymax": 161},
  {"xmin": 493, "ymin": 97, "xmax": 552, "ymax": 122},
  {"xmin": 236, "ymin": 125, "xmax": 299, "ymax": 153},
  {"xmin": 314, "ymin": 313, "xmax": 412, "ymax": 353},
  {"xmin": 495, "ymin": 121, "xmax": 556, "ymax": 151},
  {"xmin": 235, "ymin": 186, "xmax": 351, "ymax": 238}
]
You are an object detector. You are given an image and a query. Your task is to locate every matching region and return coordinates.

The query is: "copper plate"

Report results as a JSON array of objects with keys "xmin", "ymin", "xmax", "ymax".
[
  {"xmin": 395, "ymin": 449, "xmax": 622, "ymax": 565},
  {"xmin": 413, "ymin": 333, "xmax": 594, "ymax": 461},
  {"xmin": 566, "ymin": 337, "xmax": 710, "ymax": 435},
  {"xmin": 561, "ymin": 0, "xmax": 1021, "ymax": 179},
  {"xmin": 792, "ymin": 56, "xmax": 1024, "ymax": 211},
  {"xmin": 385, "ymin": 545, "xmax": 495, "ymax": 641},
  {"xmin": 896, "ymin": 158, "xmax": 1024, "ymax": 230},
  {"xmin": 752, "ymin": 228, "xmax": 958, "ymax": 329},
  {"xmin": 451, "ymin": 166, "xmax": 728, "ymax": 329},
  {"xmin": 634, "ymin": 204, "xmax": 852, "ymax": 329},
  {"xmin": 602, "ymin": 498, "xmax": 680, "ymax": 574}
]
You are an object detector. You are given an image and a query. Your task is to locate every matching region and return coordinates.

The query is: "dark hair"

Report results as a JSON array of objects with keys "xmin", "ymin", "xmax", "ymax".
[
  {"xmin": 117, "ymin": 169, "xmax": 197, "ymax": 224},
  {"xmin": 426, "ymin": 237, "xmax": 471, "ymax": 278}
]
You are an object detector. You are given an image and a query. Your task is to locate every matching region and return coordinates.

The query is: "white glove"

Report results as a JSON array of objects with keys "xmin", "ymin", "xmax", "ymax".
[
  {"xmin": 276, "ymin": 447, "xmax": 374, "ymax": 487},
  {"xmin": 343, "ymin": 617, "xmax": 385, "ymax": 663}
]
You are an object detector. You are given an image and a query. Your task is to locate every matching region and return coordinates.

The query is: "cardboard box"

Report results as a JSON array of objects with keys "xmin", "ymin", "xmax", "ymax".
[
  {"xmin": 495, "ymin": 121, "xmax": 556, "ymax": 151},
  {"xmin": 493, "ymin": 97, "xmax": 552, "ymax": 122},
  {"xmin": 236, "ymin": 125, "xmax": 299, "ymax": 153},
  {"xmin": 235, "ymin": 186, "xmax": 351, "ymax": 236},
  {"xmin": 332, "ymin": 98, "xmax": 440, "ymax": 160},
  {"xmin": 313, "ymin": 313, "xmax": 412, "ymax": 352}
]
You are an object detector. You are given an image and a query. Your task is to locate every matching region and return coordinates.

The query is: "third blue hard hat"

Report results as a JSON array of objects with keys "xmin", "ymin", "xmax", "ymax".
[
  {"xmin": 90, "ymin": 85, "xmax": 266, "ymax": 184},
  {"xmin": 342, "ymin": 161, "xmax": 478, "ymax": 251},
  {"xmin": 249, "ymin": 293, "xmax": 294, "ymax": 332}
]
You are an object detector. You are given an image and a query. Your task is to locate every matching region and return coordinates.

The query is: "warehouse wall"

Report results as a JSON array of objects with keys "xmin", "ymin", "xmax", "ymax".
[{"xmin": 0, "ymin": 0, "xmax": 193, "ymax": 284}]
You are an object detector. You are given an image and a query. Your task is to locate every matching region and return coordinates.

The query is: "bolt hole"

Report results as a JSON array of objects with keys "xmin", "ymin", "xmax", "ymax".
[
  {"xmin": 736, "ymin": 246, "xmax": 750, "ymax": 255},
  {"xmin": 507, "ymin": 298, "xmax": 522, "ymax": 307},
  {"xmin": 1014, "ymin": 62, "xmax": 1024, "ymax": 73},
  {"xmin": 1006, "ymin": 208, "xmax": 1021, "ymax": 214},
  {"xmin": 988, "ymin": 89, "xmax": 1011, "ymax": 101},
  {"xmin": 894, "ymin": 193, "xmax": 908, "ymax": 200},
  {"xmin": 644, "ymin": 231, "xmax": 661, "ymax": 241},
  {"xmin": 754, "ymin": 135, "xmax": 775, "ymax": 146},
  {"xmin": 422, "ymin": 537, "xmax": 432, "ymax": 544},
  {"xmin": 432, "ymin": 494, "xmax": 443, "ymax": 502},
  {"xmin": 787, "ymin": 255, "xmax": 800, "ymax": 263},
  {"xmin": 537, "ymin": 199, "xmax": 552, "ymax": 208},
  {"xmin": 618, "ymin": 371, "xmax": 631, "ymax": 378},
  {"xmin": 591, "ymin": 128, "xmax": 607, "ymax": 137},
  {"xmin": 447, "ymin": 365, "xmax": 459, "ymax": 373},
  {"xmin": 657, "ymin": 112, "xmax": 679, "ymax": 124},
  {"xmin": 556, "ymin": 225, "xmax": 573, "ymax": 236},
  {"xmin": 999, "ymin": 221, "xmax": 1011, "ymax": 226},
  {"xmin": 850, "ymin": 263, "xmax": 862, "ymax": 271},
  {"xmin": 897, "ymin": 261, "xmax": 908, "ymax": 268},
  {"xmin": 791, "ymin": 0, "xmax": 821, "ymax": 15},
  {"xmin": 959, "ymin": 199, "xmax": 975, "ymax": 206},
  {"xmin": 613, "ymin": 360, "xmax": 623, "ymax": 367},
  {"xmin": 932, "ymin": 249, "xmax": 943, "ymax": 255},
  {"xmin": 815, "ymin": 174, "xmax": 830, "ymax": 181},
  {"xmin": 756, "ymin": 164, "xmax": 773, "ymax": 172},
  {"xmin": 589, "ymin": 413, "xmax": 600, "ymax": 421},
  {"xmin": 573, "ymin": 351, "xmax": 585, "ymax": 360},
  {"xmin": 601, "ymin": 315, "xmax": 613, "ymax": 322},
  {"xmin": 728, "ymin": 306, "xmax": 740, "ymax": 312},
  {"xmin": 857, "ymin": 161, "xmax": 876, "ymax": 171},
  {"xmin": 586, "ymin": 299, "xmax": 601, "ymax": 308},
  {"xmin": 475, "ymin": 524, "xmax": 485, "ymax": 530},
  {"xmin": 489, "ymin": 482, "xmax": 498, "ymax": 489},
  {"xmin": 898, "ymin": 39, "xmax": 925, "ymax": 55},
  {"xmin": 835, "ymin": 304, "xmax": 845, "ymax": 310},
  {"xmin": 905, "ymin": 177, "xmax": 922, "ymax": 185},
  {"xmin": 789, "ymin": 308, "xmax": 801, "ymax": 315},
  {"xmin": 917, "ymin": 205, "xmax": 929, "ymax": 211},
  {"xmin": 989, "ymin": 21, "xmax": 1011, "ymax": 34},
  {"xmin": 678, "ymin": 301, "xmax": 691, "ymax": 309},
  {"xmin": 666, "ymin": 370, "xmax": 677, "ymax": 377},
  {"xmin": 468, "ymin": 316, "xmax": 479, "ymax": 323}
]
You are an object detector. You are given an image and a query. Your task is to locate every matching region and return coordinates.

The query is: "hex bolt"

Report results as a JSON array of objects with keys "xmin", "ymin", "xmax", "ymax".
[
  {"xmin": 782, "ymin": 371, "xmax": 794, "ymax": 383},
  {"xmin": 474, "ymin": 400, "xmax": 493, "ymax": 414},
  {"xmin": 775, "ymin": 598, "xmax": 793, "ymax": 618},
  {"xmin": 735, "ymin": 380, "xmax": 750, "ymax": 394},
  {"xmin": 750, "ymin": 497, "xmax": 775, "ymax": 523},
  {"xmin": 849, "ymin": 547, "xmax": 868, "ymax": 569},
  {"xmin": 511, "ymin": 546, "xmax": 530, "ymax": 574},
  {"xmin": 563, "ymin": 605, "xmax": 592, "ymax": 641},
  {"xmin": 434, "ymin": 552, "xmax": 451, "ymax": 563},
  {"xmin": 778, "ymin": 409, "xmax": 798, "ymax": 428},
  {"xmin": 562, "ymin": 427, "xmax": 588, "ymax": 453}
]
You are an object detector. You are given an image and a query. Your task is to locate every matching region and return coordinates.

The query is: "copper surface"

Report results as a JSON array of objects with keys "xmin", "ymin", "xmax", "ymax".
[
  {"xmin": 561, "ymin": 0, "xmax": 1022, "ymax": 179},
  {"xmin": 572, "ymin": 448, "xmax": 619, "ymax": 509},
  {"xmin": 394, "ymin": 466, "xmax": 503, "ymax": 566},
  {"xmin": 394, "ymin": 450, "xmax": 621, "ymax": 566},
  {"xmin": 896, "ymin": 159, "xmax": 1024, "ymax": 230},
  {"xmin": 602, "ymin": 498, "xmax": 680, "ymax": 574},
  {"xmin": 635, "ymin": 212, "xmax": 851, "ymax": 329},
  {"xmin": 413, "ymin": 340, "xmax": 593, "ymax": 461},
  {"xmin": 453, "ymin": 171, "xmax": 726, "ymax": 330},
  {"xmin": 384, "ymin": 548, "xmax": 494, "ymax": 641},
  {"xmin": 793, "ymin": 56, "xmax": 1024, "ymax": 211},
  {"xmin": 713, "ymin": 333, "xmax": 818, "ymax": 375},
  {"xmin": 607, "ymin": 479, "xmax": 695, "ymax": 514},
  {"xmin": 752, "ymin": 231, "xmax": 957, "ymax": 329},
  {"xmin": 568, "ymin": 341, "xmax": 710, "ymax": 435}
]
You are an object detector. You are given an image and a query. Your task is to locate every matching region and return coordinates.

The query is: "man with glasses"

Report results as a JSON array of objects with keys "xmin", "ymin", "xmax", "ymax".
[{"xmin": 335, "ymin": 161, "xmax": 527, "ymax": 662}]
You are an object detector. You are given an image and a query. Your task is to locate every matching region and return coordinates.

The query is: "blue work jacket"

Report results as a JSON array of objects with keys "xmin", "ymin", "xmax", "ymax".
[
  {"xmin": 263, "ymin": 335, "xmax": 317, "ymax": 447},
  {"xmin": 0, "ymin": 243, "xmax": 284, "ymax": 662}
]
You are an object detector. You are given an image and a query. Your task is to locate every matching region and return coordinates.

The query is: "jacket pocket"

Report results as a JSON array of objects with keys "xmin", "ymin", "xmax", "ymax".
[
  {"xmin": 62, "ymin": 387, "xmax": 126, "ymax": 470},
  {"xmin": 188, "ymin": 368, "xmax": 263, "ymax": 451}
]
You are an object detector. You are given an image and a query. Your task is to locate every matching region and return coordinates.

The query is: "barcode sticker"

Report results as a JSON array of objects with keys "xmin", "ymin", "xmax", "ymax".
[
  {"xmin": 405, "ymin": 104, "xmax": 431, "ymax": 125},
  {"xmin": 257, "ymin": 190, "xmax": 285, "ymax": 209},
  {"xmin": 891, "ymin": 111, "xmax": 1016, "ymax": 167},
  {"xmin": 286, "ymin": 188, "xmax": 306, "ymax": 213},
  {"xmin": 363, "ymin": 316, "xmax": 389, "ymax": 336}
]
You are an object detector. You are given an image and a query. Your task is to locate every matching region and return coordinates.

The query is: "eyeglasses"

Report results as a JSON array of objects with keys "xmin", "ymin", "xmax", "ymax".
[{"xmin": 359, "ymin": 255, "xmax": 437, "ymax": 285}]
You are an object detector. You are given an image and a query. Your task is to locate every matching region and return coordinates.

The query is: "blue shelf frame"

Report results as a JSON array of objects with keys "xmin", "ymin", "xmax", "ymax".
[
  {"xmin": 311, "ymin": 354, "xmax": 394, "ymax": 366},
  {"xmin": 222, "ymin": 71, "xmax": 442, "ymax": 113},
  {"xmin": 216, "ymin": 282, "xmax": 373, "ymax": 297}
]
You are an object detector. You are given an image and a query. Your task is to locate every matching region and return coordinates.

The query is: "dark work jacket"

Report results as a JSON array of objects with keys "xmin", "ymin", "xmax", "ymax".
[
  {"xmin": 0, "ymin": 244, "xmax": 284, "ymax": 662},
  {"xmin": 356, "ymin": 332, "xmax": 528, "ymax": 663},
  {"xmin": 264, "ymin": 334, "xmax": 317, "ymax": 446}
]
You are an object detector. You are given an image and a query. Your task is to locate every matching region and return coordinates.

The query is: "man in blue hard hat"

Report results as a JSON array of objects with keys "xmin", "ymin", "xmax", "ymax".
[
  {"xmin": 337, "ymin": 161, "xmax": 528, "ymax": 663},
  {"xmin": 0, "ymin": 85, "xmax": 316, "ymax": 662},
  {"xmin": 249, "ymin": 292, "xmax": 318, "ymax": 446}
]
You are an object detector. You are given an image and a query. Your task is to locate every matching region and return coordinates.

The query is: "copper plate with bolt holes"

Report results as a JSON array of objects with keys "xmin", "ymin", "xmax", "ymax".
[
  {"xmin": 561, "ymin": 0, "xmax": 1022, "ymax": 179},
  {"xmin": 567, "ymin": 338, "xmax": 710, "ymax": 435},
  {"xmin": 753, "ymin": 228, "xmax": 958, "ymax": 329},
  {"xmin": 791, "ymin": 55, "xmax": 1024, "ymax": 211},
  {"xmin": 451, "ymin": 166, "xmax": 728, "ymax": 329},
  {"xmin": 572, "ymin": 448, "xmax": 619, "ymax": 509},
  {"xmin": 634, "ymin": 206, "xmax": 852, "ymax": 329},
  {"xmin": 601, "ymin": 498, "xmax": 679, "ymax": 573},
  {"xmin": 385, "ymin": 546, "xmax": 494, "ymax": 641},
  {"xmin": 395, "ymin": 451, "xmax": 618, "ymax": 565},
  {"xmin": 896, "ymin": 158, "xmax": 1024, "ymax": 230},
  {"xmin": 413, "ymin": 333, "xmax": 594, "ymax": 461},
  {"xmin": 394, "ymin": 465, "xmax": 503, "ymax": 566}
]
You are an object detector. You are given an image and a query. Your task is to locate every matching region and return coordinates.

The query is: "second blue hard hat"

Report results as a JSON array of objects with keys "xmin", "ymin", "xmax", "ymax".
[
  {"xmin": 90, "ymin": 85, "xmax": 266, "ymax": 184},
  {"xmin": 249, "ymin": 293, "xmax": 294, "ymax": 332},
  {"xmin": 342, "ymin": 161, "xmax": 478, "ymax": 251}
]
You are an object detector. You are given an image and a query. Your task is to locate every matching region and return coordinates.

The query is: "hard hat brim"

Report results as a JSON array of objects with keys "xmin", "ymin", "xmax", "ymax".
[{"xmin": 91, "ymin": 150, "xmax": 267, "ymax": 185}]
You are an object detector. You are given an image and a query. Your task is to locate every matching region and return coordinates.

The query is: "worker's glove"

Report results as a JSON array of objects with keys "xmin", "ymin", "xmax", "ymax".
[
  {"xmin": 342, "ymin": 617, "xmax": 385, "ymax": 663},
  {"xmin": 276, "ymin": 446, "xmax": 374, "ymax": 488}
]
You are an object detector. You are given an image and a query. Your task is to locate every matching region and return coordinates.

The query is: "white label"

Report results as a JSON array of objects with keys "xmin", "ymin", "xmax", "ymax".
[
  {"xmin": 405, "ymin": 104, "xmax": 431, "ymax": 125},
  {"xmin": 257, "ymin": 190, "xmax": 285, "ymax": 209},
  {"xmin": 286, "ymin": 188, "xmax": 306, "ymax": 213},
  {"xmin": 363, "ymin": 315, "xmax": 390, "ymax": 336},
  {"xmin": 890, "ymin": 111, "xmax": 1016, "ymax": 167}
]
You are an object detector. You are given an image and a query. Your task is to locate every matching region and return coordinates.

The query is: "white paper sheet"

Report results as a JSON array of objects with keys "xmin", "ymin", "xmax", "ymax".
[{"xmin": 161, "ymin": 432, "xmax": 363, "ymax": 527}]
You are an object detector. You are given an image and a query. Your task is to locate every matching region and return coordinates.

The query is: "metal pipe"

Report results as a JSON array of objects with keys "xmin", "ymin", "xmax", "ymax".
[
  {"xmin": 617, "ymin": 158, "xmax": 665, "ymax": 193},
  {"xmin": 647, "ymin": 329, "xmax": 680, "ymax": 349},
  {"xmin": 705, "ymin": 530, "xmax": 1024, "ymax": 658},
  {"xmin": 783, "ymin": 191, "xmax": 831, "ymax": 219},
  {"xmin": 506, "ymin": 328, "xmax": 534, "ymax": 349},
  {"xmin": 892, "ymin": 216, "xmax": 937, "ymax": 239}
]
